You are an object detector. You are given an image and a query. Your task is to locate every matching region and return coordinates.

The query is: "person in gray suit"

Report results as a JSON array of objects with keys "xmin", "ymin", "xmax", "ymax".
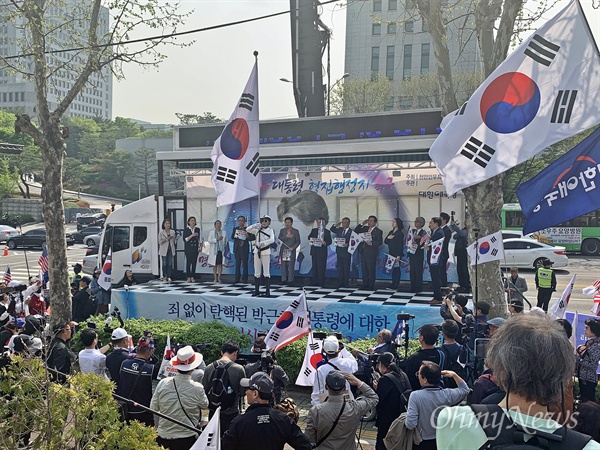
[
  {"xmin": 278, "ymin": 217, "xmax": 301, "ymax": 285},
  {"xmin": 504, "ymin": 266, "xmax": 528, "ymax": 302}
]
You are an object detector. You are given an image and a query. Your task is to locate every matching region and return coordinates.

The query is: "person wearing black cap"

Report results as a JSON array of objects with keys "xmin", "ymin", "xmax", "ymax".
[
  {"xmin": 70, "ymin": 263, "xmax": 83, "ymax": 293},
  {"xmin": 535, "ymin": 258, "xmax": 556, "ymax": 312},
  {"xmin": 222, "ymin": 372, "xmax": 311, "ymax": 450},
  {"xmin": 305, "ymin": 370, "xmax": 378, "ymax": 450},
  {"xmin": 247, "ymin": 215, "xmax": 275, "ymax": 297},
  {"xmin": 71, "ymin": 276, "xmax": 95, "ymax": 323}
]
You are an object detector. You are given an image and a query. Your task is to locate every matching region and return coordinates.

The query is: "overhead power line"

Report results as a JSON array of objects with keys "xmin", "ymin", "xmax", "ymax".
[{"xmin": 4, "ymin": 0, "xmax": 341, "ymax": 60}]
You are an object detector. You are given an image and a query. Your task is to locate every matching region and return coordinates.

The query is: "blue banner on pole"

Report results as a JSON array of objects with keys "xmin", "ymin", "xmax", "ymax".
[{"xmin": 516, "ymin": 127, "xmax": 600, "ymax": 234}]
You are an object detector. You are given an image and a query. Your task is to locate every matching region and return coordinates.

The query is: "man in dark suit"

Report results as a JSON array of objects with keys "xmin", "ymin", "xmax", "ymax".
[
  {"xmin": 427, "ymin": 217, "xmax": 445, "ymax": 304},
  {"xmin": 308, "ymin": 218, "xmax": 332, "ymax": 287},
  {"xmin": 330, "ymin": 217, "xmax": 352, "ymax": 288},
  {"xmin": 408, "ymin": 216, "xmax": 427, "ymax": 293},
  {"xmin": 439, "ymin": 212, "xmax": 452, "ymax": 288},
  {"xmin": 231, "ymin": 215, "xmax": 254, "ymax": 284},
  {"xmin": 354, "ymin": 215, "xmax": 383, "ymax": 290}
]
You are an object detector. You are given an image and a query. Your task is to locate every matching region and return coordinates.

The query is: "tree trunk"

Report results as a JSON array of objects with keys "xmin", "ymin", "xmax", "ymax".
[
  {"xmin": 464, "ymin": 177, "xmax": 506, "ymax": 318},
  {"xmin": 41, "ymin": 136, "xmax": 71, "ymax": 326}
]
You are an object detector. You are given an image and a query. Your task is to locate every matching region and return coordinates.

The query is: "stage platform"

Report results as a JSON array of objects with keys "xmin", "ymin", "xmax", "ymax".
[{"xmin": 111, "ymin": 280, "xmax": 462, "ymax": 341}]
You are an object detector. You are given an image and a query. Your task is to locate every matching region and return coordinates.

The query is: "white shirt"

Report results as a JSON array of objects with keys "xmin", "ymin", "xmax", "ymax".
[
  {"xmin": 311, "ymin": 355, "xmax": 358, "ymax": 405},
  {"xmin": 78, "ymin": 348, "xmax": 108, "ymax": 378}
]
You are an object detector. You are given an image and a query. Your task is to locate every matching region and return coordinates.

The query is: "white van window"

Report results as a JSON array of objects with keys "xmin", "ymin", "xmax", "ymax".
[
  {"xmin": 133, "ymin": 227, "xmax": 147, "ymax": 247},
  {"xmin": 113, "ymin": 226, "xmax": 130, "ymax": 251}
]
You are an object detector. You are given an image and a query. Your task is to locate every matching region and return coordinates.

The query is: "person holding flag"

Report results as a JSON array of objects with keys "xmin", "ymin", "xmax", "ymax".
[
  {"xmin": 384, "ymin": 218, "xmax": 404, "ymax": 290},
  {"xmin": 90, "ymin": 267, "xmax": 111, "ymax": 315},
  {"xmin": 308, "ymin": 217, "xmax": 332, "ymax": 288},
  {"xmin": 407, "ymin": 216, "xmax": 428, "ymax": 293},
  {"xmin": 330, "ymin": 217, "xmax": 353, "ymax": 288},
  {"xmin": 354, "ymin": 215, "xmax": 383, "ymax": 290},
  {"xmin": 426, "ymin": 217, "xmax": 445, "ymax": 305}
]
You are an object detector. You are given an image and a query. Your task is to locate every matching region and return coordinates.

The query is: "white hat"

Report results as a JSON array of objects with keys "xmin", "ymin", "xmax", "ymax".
[
  {"xmin": 170, "ymin": 345, "xmax": 203, "ymax": 371},
  {"xmin": 323, "ymin": 336, "xmax": 340, "ymax": 354},
  {"xmin": 30, "ymin": 337, "xmax": 43, "ymax": 355},
  {"xmin": 111, "ymin": 327, "xmax": 131, "ymax": 341}
]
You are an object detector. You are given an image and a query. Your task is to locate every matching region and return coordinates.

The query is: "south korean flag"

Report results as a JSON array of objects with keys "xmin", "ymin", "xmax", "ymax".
[
  {"xmin": 295, "ymin": 333, "xmax": 324, "ymax": 387},
  {"xmin": 467, "ymin": 230, "xmax": 505, "ymax": 266},
  {"xmin": 265, "ymin": 292, "xmax": 310, "ymax": 352},
  {"xmin": 210, "ymin": 56, "xmax": 260, "ymax": 207},
  {"xmin": 429, "ymin": 0, "xmax": 600, "ymax": 195}
]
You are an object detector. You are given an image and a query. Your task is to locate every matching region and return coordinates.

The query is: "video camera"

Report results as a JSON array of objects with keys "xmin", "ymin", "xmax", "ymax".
[
  {"xmin": 0, "ymin": 284, "xmax": 27, "ymax": 295},
  {"xmin": 260, "ymin": 350, "xmax": 275, "ymax": 373}
]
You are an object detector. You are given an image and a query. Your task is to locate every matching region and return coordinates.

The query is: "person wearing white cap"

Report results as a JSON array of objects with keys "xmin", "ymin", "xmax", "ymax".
[
  {"xmin": 310, "ymin": 335, "xmax": 358, "ymax": 405},
  {"xmin": 105, "ymin": 327, "xmax": 132, "ymax": 387},
  {"xmin": 151, "ymin": 345, "xmax": 209, "ymax": 450},
  {"xmin": 246, "ymin": 215, "xmax": 275, "ymax": 297}
]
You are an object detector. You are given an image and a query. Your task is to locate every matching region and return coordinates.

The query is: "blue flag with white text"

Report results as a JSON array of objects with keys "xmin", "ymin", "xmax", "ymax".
[{"xmin": 516, "ymin": 126, "xmax": 600, "ymax": 234}]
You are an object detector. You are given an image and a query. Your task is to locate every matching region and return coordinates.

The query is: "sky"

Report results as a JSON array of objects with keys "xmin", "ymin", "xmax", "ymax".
[{"xmin": 111, "ymin": 0, "xmax": 599, "ymax": 125}]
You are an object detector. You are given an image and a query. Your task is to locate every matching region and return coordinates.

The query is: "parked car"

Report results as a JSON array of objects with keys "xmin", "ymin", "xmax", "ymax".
[
  {"xmin": 83, "ymin": 233, "xmax": 102, "ymax": 247},
  {"xmin": 6, "ymin": 229, "xmax": 75, "ymax": 249},
  {"xmin": 71, "ymin": 226, "xmax": 103, "ymax": 244},
  {"xmin": 0, "ymin": 225, "xmax": 20, "ymax": 243},
  {"xmin": 502, "ymin": 238, "xmax": 569, "ymax": 269},
  {"xmin": 76, "ymin": 213, "xmax": 106, "ymax": 231},
  {"xmin": 86, "ymin": 245, "xmax": 99, "ymax": 256},
  {"xmin": 501, "ymin": 230, "xmax": 535, "ymax": 240},
  {"xmin": 82, "ymin": 252, "xmax": 98, "ymax": 275}
]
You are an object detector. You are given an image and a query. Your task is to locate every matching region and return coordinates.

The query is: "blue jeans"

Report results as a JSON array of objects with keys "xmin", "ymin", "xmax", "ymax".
[{"xmin": 161, "ymin": 254, "xmax": 173, "ymax": 279}]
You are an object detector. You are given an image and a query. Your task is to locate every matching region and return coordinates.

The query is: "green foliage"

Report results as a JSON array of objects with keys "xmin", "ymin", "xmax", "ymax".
[
  {"xmin": 71, "ymin": 318, "xmax": 251, "ymax": 364},
  {"xmin": 330, "ymin": 74, "xmax": 394, "ymax": 115},
  {"xmin": 176, "ymin": 112, "xmax": 223, "ymax": 125},
  {"xmin": 0, "ymin": 356, "xmax": 161, "ymax": 449},
  {"xmin": 0, "ymin": 158, "xmax": 19, "ymax": 199}
]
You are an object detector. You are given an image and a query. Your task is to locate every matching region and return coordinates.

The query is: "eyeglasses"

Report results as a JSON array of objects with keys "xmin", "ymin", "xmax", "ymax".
[
  {"xmin": 415, "ymin": 371, "xmax": 421, "ymax": 378},
  {"xmin": 261, "ymin": 219, "xmax": 269, "ymax": 222}
]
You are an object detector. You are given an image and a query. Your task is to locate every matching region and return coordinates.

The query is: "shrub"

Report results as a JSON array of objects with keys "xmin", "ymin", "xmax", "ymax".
[
  {"xmin": 71, "ymin": 317, "xmax": 251, "ymax": 364},
  {"xmin": 75, "ymin": 199, "xmax": 90, "ymax": 208},
  {"xmin": 0, "ymin": 356, "xmax": 161, "ymax": 449}
]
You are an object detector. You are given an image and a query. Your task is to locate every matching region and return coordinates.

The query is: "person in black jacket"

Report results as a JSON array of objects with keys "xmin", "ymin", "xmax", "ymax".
[
  {"xmin": 450, "ymin": 218, "xmax": 471, "ymax": 293},
  {"xmin": 182, "ymin": 216, "xmax": 202, "ymax": 282},
  {"xmin": 116, "ymin": 269, "xmax": 138, "ymax": 288},
  {"xmin": 71, "ymin": 276, "xmax": 94, "ymax": 323},
  {"xmin": 307, "ymin": 218, "xmax": 332, "ymax": 287},
  {"xmin": 330, "ymin": 218, "xmax": 353, "ymax": 288},
  {"xmin": 46, "ymin": 323, "xmax": 75, "ymax": 383},
  {"xmin": 354, "ymin": 216, "xmax": 384, "ymax": 290},
  {"xmin": 222, "ymin": 372, "xmax": 311, "ymax": 450},
  {"xmin": 439, "ymin": 212, "xmax": 452, "ymax": 288},
  {"xmin": 384, "ymin": 218, "xmax": 404, "ymax": 290},
  {"xmin": 374, "ymin": 352, "xmax": 411, "ymax": 450},
  {"xmin": 231, "ymin": 215, "xmax": 253, "ymax": 284},
  {"xmin": 407, "ymin": 217, "xmax": 427, "ymax": 293}
]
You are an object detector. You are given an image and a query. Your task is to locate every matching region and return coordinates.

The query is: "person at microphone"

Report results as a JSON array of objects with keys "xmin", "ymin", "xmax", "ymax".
[{"xmin": 308, "ymin": 217, "xmax": 332, "ymax": 287}]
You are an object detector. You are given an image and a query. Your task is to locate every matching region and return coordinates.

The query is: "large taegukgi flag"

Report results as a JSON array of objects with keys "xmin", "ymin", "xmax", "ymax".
[
  {"xmin": 210, "ymin": 58, "xmax": 260, "ymax": 207},
  {"xmin": 516, "ymin": 126, "xmax": 600, "ymax": 234},
  {"xmin": 429, "ymin": 0, "xmax": 600, "ymax": 195},
  {"xmin": 264, "ymin": 292, "xmax": 310, "ymax": 352}
]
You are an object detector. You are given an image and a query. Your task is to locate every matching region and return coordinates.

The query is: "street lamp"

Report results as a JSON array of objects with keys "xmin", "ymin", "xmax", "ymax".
[
  {"xmin": 280, "ymin": 77, "xmax": 306, "ymax": 117},
  {"xmin": 327, "ymin": 73, "xmax": 350, "ymax": 116}
]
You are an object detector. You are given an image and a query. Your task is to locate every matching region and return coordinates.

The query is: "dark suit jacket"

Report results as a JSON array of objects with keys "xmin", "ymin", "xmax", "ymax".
[
  {"xmin": 354, "ymin": 224, "xmax": 383, "ymax": 257},
  {"xmin": 308, "ymin": 228, "xmax": 332, "ymax": 256},
  {"xmin": 330, "ymin": 225, "xmax": 352, "ymax": 257},
  {"xmin": 278, "ymin": 227, "xmax": 301, "ymax": 257},
  {"xmin": 429, "ymin": 227, "xmax": 445, "ymax": 265},
  {"xmin": 385, "ymin": 229, "xmax": 404, "ymax": 258},
  {"xmin": 231, "ymin": 226, "xmax": 254, "ymax": 256},
  {"xmin": 183, "ymin": 226, "xmax": 201, "ymax": 253},
  {"xmin": 441, "ymin": 225, "xmax": 452, "ymax": 259}
]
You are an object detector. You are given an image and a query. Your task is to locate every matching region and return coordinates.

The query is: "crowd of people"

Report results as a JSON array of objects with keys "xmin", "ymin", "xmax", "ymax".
[{"xmin": 160, "ymin": 211, "xmax": 472, "ymax": 299}]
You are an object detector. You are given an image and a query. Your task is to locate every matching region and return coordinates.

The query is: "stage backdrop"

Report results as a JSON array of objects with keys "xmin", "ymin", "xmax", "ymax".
[{"xmin": 184, "ymin": 167, "xmax": 464, "ymax": 282}]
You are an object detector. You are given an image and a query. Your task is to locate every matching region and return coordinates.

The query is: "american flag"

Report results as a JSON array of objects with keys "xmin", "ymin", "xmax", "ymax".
[
  {"xmin": 3, "ymin": 266, "xmax": 11, "ymax": 284},
  {"xmin": 38, "ymin": 247, "xmax": 49, "ymax": 274}
]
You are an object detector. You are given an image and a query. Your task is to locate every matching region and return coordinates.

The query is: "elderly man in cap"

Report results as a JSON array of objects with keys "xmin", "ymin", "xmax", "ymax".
[
  {"xmin": 105, "ymin": 327, "xmax": 132, "ymax": 387},
  {"xmin": 486, "ymin": 317, "xmax": 506, "ymax": 337},
  {"xmin": 222, "ymin": 372, "xmax": 311, "ymax": 450},
  {"xmin": 311, "ymin": 335, "xmax": 358, "ymax": 405},
  {"xmin": 247, "ymin": 215, "xmax": 275, "ymax": 297},
  {"xmin": 305, "ymin": 370, "xmax": 378, "ymax": 450},
  {"xmin": 151, "ymin": 345, "xmax": 208, "ymax": 450}
]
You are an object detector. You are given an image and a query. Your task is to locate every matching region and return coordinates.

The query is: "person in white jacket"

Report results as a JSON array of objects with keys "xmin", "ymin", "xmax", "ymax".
[
  {"xmin": 208, "ymin": 220, "xmax": 228, "ymax": 283},
  {"xmin": 246, "ymin": 215, "xmax": 275, "ymax": 297},
  {"xmin": 158, "ymin": 219, "xmax": 176, "ymax": 282}
]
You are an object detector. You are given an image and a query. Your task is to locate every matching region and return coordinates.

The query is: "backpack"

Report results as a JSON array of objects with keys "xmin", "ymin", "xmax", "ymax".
[
  {"xmin": 470, "ymin": 404, "xmax": 591, "ymax": 450},
  {"xmin": 206, "ymin": 361, "xmax": 235, "ymax": 411},
  {"xmin": 439, "ymin": 345, "xmax": 468, "ymax": 388}
]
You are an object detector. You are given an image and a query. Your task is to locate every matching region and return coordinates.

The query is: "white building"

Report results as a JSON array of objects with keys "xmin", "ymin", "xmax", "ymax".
[
  {"xmin": 0, "ymin": 1, "xmax": 112, "ymax": 119},
  {"xmin": 344, "ymin": 0, "xmax": 481, "ymax": 109}
]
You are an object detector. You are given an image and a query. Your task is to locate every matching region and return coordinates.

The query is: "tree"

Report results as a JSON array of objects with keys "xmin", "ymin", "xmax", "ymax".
[
  {"xmin": 397, "ymin": 71, "xmax": 484, "ymax": 109},
  {"xmin": 413, "ymin": 0, "xmax": 553, "ymax": 317},
  {"xmin": 0, "ymin": 158, "xmax": 19, "ymax": 199},
  {"xmin": 175, "ymin": 112, "xmax": 223, "ymax": 125},
  {"xmin": 132, "ymin": 147, "xmax": 158, "ymax": 197},
  {"xmin": 329, "ymin": 74, "xmax": 395, "ymax": 115},
  {"xmin": 3, "ymin": 0, "xmax": 190, "ymax": 326}
]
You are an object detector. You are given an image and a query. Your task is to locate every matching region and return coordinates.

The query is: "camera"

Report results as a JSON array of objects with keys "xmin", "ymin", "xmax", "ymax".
[
  {"xmin": 0, "ymin": 284, "xmax": 27, "ymax": 295},
  {"xmin": 396, "ymin": 313, "xmax": 415, "ymax": 321},
  {"xmin": 260, "ymin": 350, "xmax": 274, "ymax": 373}
]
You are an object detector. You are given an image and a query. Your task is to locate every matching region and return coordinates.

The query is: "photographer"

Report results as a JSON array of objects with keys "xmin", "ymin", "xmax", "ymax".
[
  {"xmin": 244, "ymin": 350, "xmax": 290, "ymax": 405},
  {"xmin": 443, "ymin": 297, "xmax": 490, "ymax": 349},
  {"xmin": 105, "ymin": 327, "xmax": 132, "ymax": 387}
]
